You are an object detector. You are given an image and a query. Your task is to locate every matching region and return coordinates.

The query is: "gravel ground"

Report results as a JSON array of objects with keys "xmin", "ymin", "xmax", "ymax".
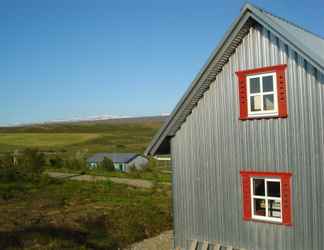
[
  {"xmin": 125, "ymin": 230, "xmax": 173, "ymax": 250},
  {"xmin": 70, "ymin": 175, "xmax": 107, "ymax": 182},
  {"xmin": 109, "ymin": 177, "xmax": 153, "ymax": 188},
  {"xmin": 45, "ymin": 172, "xmax": 78, "ymax": 179},
  {"xmin": 46, "ymin": 171, "xmax": 153, "ymax": 188}
]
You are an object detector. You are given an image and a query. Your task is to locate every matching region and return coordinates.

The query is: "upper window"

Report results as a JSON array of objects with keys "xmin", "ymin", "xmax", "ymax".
[
  {"xmin": 236, "ymin": 65, "xmax": 288, "ymax": 120},
  {"xmin": 247, "ymin": 73, "xmax": 278, "ymax": 117},
  {"xmin": 240, "ymin": 171, "xmax": 292, "ymax": 226}
]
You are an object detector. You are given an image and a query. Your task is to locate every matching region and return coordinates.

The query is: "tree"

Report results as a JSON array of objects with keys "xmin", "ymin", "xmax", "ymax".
[
  {"xmin": 0, "ymin": 152, "xmax": 17, "ymax": 181},
  {"xmin": 99, "ymin": 157, "xmax": 115, "ymax": 171},
  {"xmin": 18, "ymin": 148, "xmax": 46, "ymax": 178}
]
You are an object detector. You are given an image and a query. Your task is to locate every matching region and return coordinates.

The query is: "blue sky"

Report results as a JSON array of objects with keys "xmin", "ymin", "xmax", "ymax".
[{"xmin": 1, "ymin": 0, "xmax": 323, "ymax": 125}]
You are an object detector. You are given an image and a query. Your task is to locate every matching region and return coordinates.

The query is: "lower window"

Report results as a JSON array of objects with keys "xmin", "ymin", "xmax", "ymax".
[
  {"xmin": 251, "ymin": 177, "xmax": 281, "ymax": 222},
  {"xmin": 240, "ymin": 171, "xmax": 292, "ymax": 225}
]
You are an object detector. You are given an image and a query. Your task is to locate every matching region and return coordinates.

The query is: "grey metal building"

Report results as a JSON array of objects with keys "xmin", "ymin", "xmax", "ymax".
[
  {"xmin": 145, "ymin": 3, "xmax": 324, "ymax": 250},
  {"xmin": 87, "ymin": 153, "xmax": 148, "ymax": 172}
]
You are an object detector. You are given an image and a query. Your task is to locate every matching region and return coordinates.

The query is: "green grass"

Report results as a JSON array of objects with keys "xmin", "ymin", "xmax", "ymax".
[
  {"xmin": 0, "ymin": 121, "xmax": 162, "ymax": 156},
  {"xmin": 0, "ymin": 133, "xmax": 100, "ymax": 148}
]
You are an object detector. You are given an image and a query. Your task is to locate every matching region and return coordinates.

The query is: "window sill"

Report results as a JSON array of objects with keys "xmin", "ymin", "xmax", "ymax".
[
  {"xmin": 243, "ymin": 218, "xmax": 292, "ymax": 226},
  {"xmin": 239, "ymin": 114, "xmax": 288, "ymax": 120}
]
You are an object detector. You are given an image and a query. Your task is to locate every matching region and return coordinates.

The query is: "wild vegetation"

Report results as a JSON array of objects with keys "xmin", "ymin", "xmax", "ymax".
[
  {"xmin": 98, "ymin": 157, "xmax": 115, "ymax": 171},
  {"xmin": 0, "ymin": 120, "xmax": 163, "ymax": 157},
  {"xmin": 0, "ymin": 118, "xmax": 172, "ymax": 250}
]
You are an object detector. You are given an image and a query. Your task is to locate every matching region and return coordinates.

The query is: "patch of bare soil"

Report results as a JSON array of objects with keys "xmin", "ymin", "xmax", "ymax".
[
  {"xmin": 109, "ymin": 177, "xmax": 153, "ymax": 189},
  {"xmin": 46, "ymin": 171, "xmax": 153, "ymax": 188},
  {"xmin": 125, "ymin": 230, "xmax": 173, "ymax": 250}
]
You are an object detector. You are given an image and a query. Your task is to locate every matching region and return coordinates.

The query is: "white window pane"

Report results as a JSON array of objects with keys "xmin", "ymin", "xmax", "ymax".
[
  {"xmin": 267, "ymin": 181, "xmax": 281, "ymax": 197},
  {"xmin": 250, "ymin": 95, "xmax": 262, "ymax": 111},
  {"xmin": 253, "ymin": 178, "xmax": 265, "ymax": 196},
  {"xmin": 263, "ymin": 94, "xmax": 274, "ymax": 111},
  {"xmin": 263, "ymin": 75, "xmax": 274, "ymax": 92},
  {"xmin": 268, "ymin": 200, "xmax": 281, "ymax": 218},
  {"xmin": 254, "ymin": 198, "xmax": 266, "ymax": 216},
  {"xmin": 250, "ymin": 77, "xmax": 260, "ymax": 93}
]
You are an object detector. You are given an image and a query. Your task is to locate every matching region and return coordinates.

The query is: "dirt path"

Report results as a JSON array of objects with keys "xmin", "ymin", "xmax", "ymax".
[
  {"xmin": 109, "ymin": 177, "xmax": 152, "ymax": 188},
  {"xmin": 46, "ymin": 171, "xmax": 153, "ymax": 189},
  {"xmin": 125, "ymin": 230, "xmax": 173, "ymax": 250}
]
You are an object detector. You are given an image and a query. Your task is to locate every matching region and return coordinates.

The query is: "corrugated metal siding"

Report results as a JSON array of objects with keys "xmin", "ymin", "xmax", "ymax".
[{"xmin": 171, "ymin": 23, "xmax": 324, "ymax": 250}]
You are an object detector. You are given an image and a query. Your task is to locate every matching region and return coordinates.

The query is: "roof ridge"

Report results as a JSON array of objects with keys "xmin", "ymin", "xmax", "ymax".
[
  {"xmin": 145, "ymin": 3, "xmax": 324, "ymax": 156},
  {"xmin": 248, "ymin": 3, "xmax": 324, "ymax": 40}
]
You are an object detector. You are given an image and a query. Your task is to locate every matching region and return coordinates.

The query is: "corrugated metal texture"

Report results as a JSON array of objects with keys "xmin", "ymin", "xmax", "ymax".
[
  {"xmin": 258, "ymin": 7, "xmax": 324, "ymax": 63},
  {"xmin": 145, "ymin": 3, "xmax": 324, "ymax": 157},
  {"xmin": 171, "ymin": 23, "xmax": 324, "ymax": 250}
]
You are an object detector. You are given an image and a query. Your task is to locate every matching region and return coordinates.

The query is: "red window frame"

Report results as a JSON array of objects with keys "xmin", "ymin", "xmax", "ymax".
[
  {"xmin": 240, "ymin": 171, "xmax": 292, "ymax": 226},
  {"xmin": 235, "ymin": 64, "xmax": 288, "ymax": 120}
]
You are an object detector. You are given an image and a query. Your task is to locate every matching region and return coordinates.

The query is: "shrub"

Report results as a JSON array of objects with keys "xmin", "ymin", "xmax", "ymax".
[
  {"xmin": 63, "ymin": 158, "xmax": 88, "ymax": 172},
  {"xmin": 98, "ymin": 157, "xmax": 115, "ymax": 171},
  {"xmin": 0, "ymin": 149, "xmax": 47, "ymax": 200},
  {"xmin": 49, "ymin": 156, "xmax": 64, "ymax": 168},
  {"xmin": 0, "ymin": 153, "xmax": 18, "ymax": 182},
  {"xmin": 17, "ymin": 148, "xmax": 46, "ymax": 179},
  {"xmin": 0, "ymin": 149, "xmax": 46, "ymax": 182}
]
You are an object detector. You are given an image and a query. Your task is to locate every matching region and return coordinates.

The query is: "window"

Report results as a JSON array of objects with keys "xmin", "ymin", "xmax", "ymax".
[
  {"xmin": 240, "ymin": 171, "xmax": 292, "ymax": 225},
  {"xmin": 247, "ymin": 73, "xmax": 278, "ymax": 116},
  {"xmin": 236, "ymin": 65, "xmax": 288, "ymax": 120},
  {"xmin": 251, "ymin": 177, "xmax": 281, "ymax": 222}
]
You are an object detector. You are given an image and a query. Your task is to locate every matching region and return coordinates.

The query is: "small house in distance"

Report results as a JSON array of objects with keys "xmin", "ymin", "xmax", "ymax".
[
  {"xmin": 146, "ymin": 3, "xmax": 324, "ymax": 250},
  {"xmin": 87, "ymin": 153, "xmax": 148, "ymax": 172}
]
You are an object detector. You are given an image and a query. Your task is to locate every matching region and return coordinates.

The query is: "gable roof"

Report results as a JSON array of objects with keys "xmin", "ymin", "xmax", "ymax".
[
  {"xmin": 248, "ymin": 4, "xmax": 324, "ymax": 69},
  {"xmin": 87, "ymin": 153, "xmax": 140, "ymax": 164},
  {"xmin": 145, "ymin": 3, "xmax": 324, "ymax": 156},
  {"xmin": 265, "ymin": 13, "xmax": 324, "ymax": 58}
]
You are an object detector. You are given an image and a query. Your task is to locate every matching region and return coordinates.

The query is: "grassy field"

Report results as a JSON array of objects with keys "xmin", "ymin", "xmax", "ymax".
[
  {"xmin": 0, "ymin": 117, "xmax": 172, "ymax": 249},
  {"xmin": 0, "ymin": 118, "xmax": 163, "ymax": 156},
  {"xmin": 0, "ymin": 133, "xmax": 100, "ymax": 147}
]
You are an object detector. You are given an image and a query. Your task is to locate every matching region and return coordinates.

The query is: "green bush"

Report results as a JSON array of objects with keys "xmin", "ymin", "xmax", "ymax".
[
  {"xmin": 0, "ymin": 149, "xmax": 46, "ymax": 182},
  {"xmin": 0, "ymin": 149, "xmax": 48, "ymax": 200},
  {"xmin": 17, "ymin": 148, "xmax": 46, "ymax": 178},
  {"xmin": 0, "ymin": 182, "xmax": 27, "ymax": 200},
  {"xmin": 49, "ymin": 156, "xmax": 64, "ymax": 168},
  {"xmin": 63, "ymin": 158, "xmax": 88, "ymax": 172},
  {"xmin": 0, "ymin": 156, "xmax": 18, "ymax": 182},
  {"xmin": 98, "ymin": 157, "xmax": 115, "ymax": 171}
]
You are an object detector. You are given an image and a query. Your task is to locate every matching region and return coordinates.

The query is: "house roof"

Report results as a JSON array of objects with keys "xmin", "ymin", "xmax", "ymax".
[
  {"xmin": 87, "ymin": 153, "xmax": 140, "ymax": 164},
  {"xmin": 145, "ymin": 3, "xmax": 324, "ymax": 156},
  {"xmin": 248, "ymin": 4, "xmax": 324, "ymax": 69}
]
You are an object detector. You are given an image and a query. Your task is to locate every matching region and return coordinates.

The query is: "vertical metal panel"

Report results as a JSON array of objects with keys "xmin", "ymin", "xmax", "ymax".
[{"xmin": 171, "ymin": 23, "xmax": 324, "ymax": 250}]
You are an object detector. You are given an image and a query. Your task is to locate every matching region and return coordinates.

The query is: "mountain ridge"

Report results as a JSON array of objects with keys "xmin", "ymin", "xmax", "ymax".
[{"xmin": 0, "ymin": 115, "xmax": 169, "ymax": 129}]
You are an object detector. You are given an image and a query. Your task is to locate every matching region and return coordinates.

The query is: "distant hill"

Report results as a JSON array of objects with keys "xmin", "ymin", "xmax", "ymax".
[
  {"xmin": 0, "ymin": 115, "xmax": 168, "ymax": 133},
  {"xmin": 0, "ymin": 115, "xmax": 168, "ymax": 155},
  {"xmin": 72, "ymin": 115, "xmax": 168, "ymax": 125}
]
